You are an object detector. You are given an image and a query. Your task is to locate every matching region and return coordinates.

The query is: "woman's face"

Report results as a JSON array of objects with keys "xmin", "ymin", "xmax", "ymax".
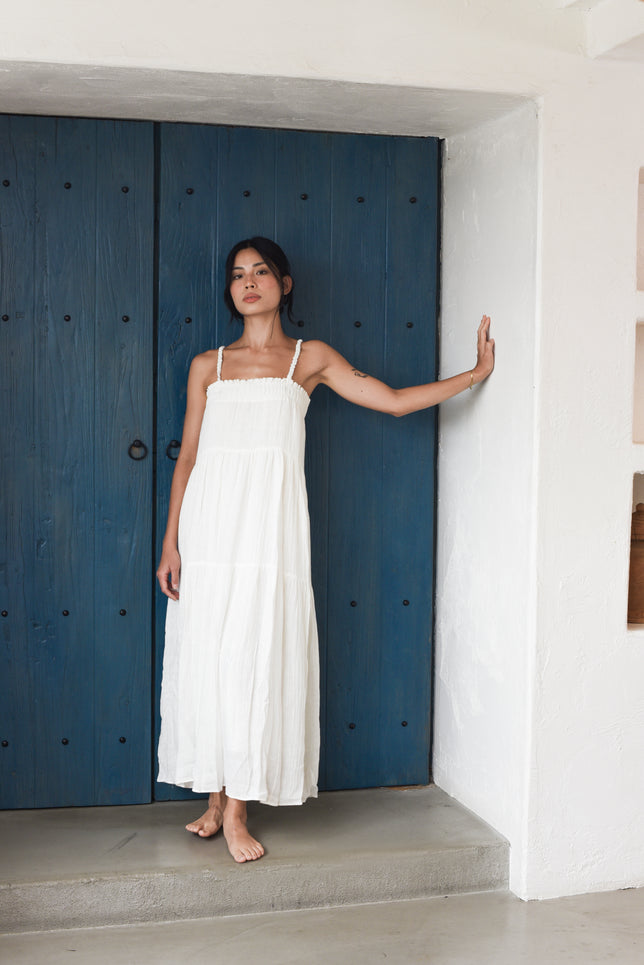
[{"xmin": 228, "ymin": 248, "xmax": 292, "ymax": 318}]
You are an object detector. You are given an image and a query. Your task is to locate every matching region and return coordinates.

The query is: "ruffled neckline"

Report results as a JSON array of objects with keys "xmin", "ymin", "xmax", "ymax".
[{"xmin": 206, "ymin": 376, "xmax": 310, "ymax": 404}]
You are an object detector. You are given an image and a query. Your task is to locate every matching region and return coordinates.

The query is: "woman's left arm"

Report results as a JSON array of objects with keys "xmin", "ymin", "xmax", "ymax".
[{"xmin": 319, "ymin": 315, "xmax": 495, "ymax": 416}]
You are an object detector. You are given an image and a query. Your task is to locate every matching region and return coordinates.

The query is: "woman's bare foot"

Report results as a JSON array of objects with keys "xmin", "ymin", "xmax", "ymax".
[
  {"xmin": 186, "ymin": 791, "xmax": 227, "ymax": 837},
  {"xmin": 223, "ymin": 798, "xmax": 264, "ymax": 863}
]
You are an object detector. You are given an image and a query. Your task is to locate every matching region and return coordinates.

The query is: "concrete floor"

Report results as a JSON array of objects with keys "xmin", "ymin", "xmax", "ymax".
[
  {"xmin": 0, "ymin": 787, "xmax": 508, "ymax": 931},
  {"xmin": 2, "ymin": 787, "xmax": 641, "ymax": 963},
  {"xmin": 1, "ymin": 888, "xmax": 643, "ymax": 964}
]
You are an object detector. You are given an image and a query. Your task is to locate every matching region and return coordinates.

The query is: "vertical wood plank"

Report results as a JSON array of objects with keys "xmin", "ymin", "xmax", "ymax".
[
  {"xmin": 0, "ymin": 115, "xmax": 38, "ymax": 807},
  {"xmin": 379, "ymin": 136, "xmax": 440, "ymax": 783},
  {"xmin": 30, "ymin": 117, "xmax": 98, "ymax": 806},
  {"xmin": 325, "ymin": 133, "xmax": 389, "ymax": 789},
  {"xmin": 94, "ymin": 119, "xmax": 154, "ymax": 804}
]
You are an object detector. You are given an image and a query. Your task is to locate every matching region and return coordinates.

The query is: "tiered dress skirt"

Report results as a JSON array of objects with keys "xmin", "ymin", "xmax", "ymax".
[{"xmin": 157, "ymin": 375, "xmax": 319, "ymax": 806}]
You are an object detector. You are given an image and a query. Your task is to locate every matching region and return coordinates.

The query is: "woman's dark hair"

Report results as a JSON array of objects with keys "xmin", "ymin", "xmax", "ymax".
[{"xmin": 223, "ymin": 236, "xmax": 295, "ymax": 324}]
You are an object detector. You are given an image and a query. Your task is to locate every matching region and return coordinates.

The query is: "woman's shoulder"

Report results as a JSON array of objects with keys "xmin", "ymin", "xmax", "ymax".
[
  {"xmin": 300, "ymin": 339, "xmax": 345, "ymax": 367},
  {"xmin": 190, "ymin": 348, "xmax": 219, "ymax": 368},
  {"xmin": 297, "ymin": 340, "xmax": 347, "ymax": 386},
  {"xmin": 187, "ymin": 349, "xmax": 220, "ymax": 390},
  {"xmin": 300, "ymin": 339, "xmax": 336, "ymax": 361}
]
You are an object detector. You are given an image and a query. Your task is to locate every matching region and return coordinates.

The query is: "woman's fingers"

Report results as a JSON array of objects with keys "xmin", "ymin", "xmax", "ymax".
[
  {"xmin": 170, "ymin": 564, "xmax": 180, "ymax": 597},
  {"xmin": 477, "ymin": 316, "xmax": 488, "ymax": 351},
  {"xmin": 476, "ymin": 315, "xmax": 495, "ymax": 376},
  {"xmin": 157, "ymin": 562, "xmax": 180, "ymax": 601}
]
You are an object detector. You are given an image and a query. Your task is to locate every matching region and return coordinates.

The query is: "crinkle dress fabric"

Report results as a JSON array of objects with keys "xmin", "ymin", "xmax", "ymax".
[{"xmin": 157, "ymin": 340, "xmax": 319, "ymax": 806}]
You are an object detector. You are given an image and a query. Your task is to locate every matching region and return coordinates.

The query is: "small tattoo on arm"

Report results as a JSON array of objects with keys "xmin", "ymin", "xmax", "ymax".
[{"xmin": 352, "ymin": 369, "xmax": 368, "ymax": 379}]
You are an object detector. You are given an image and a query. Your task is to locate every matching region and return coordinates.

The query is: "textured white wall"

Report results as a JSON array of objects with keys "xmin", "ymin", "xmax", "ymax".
[
  {"xmin": 439, "ymin": 75, "xmax": 644, "ymax": 898},
  {"xmin": 634, "ymin": 323, "xmax": 644, "ymax": 443},
  {"xmin": 638, "ymin": 172, "xmax": 644, "ymax": 290},
  {"xmin": 2, "ymin": 0, "xmax": 644, "ymax": 901},
  {"xmin": 528, "ymin": 74, "xmax": 644, "ymax": 898},
  {"xmin": 436, "ymin": 102, "xmax": 539, "ymax": 893}
]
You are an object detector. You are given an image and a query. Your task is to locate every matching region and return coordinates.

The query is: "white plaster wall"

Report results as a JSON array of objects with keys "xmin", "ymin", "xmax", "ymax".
[
  {"xmin": 435, "ymin": 102, "xmax": 539, "ymax": 893},
  {"xmin": 528, "ymin": 75, "xmax": 644, "ymax": 898},
  {"xmin": 438, "ymin": 74, "xmax": 644, "ymax": 899},
  {"xmin": 638, "ymin": 172, "xmax": 644, "ymax": 290},
  {"xmin": 3, "ymin": 0, "xmax": 644, "ymax": 901},
  {"xmin": 634, "ymin": 323, "xmax": 644, "ymax": 443}
]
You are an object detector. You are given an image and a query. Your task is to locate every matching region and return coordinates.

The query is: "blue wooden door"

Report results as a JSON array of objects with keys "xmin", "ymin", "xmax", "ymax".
[
  {"xmin": 154, "ymin": 125, "xmax": 439, "ymax": 797},
  {"xmin": 0, "ymin": 115, "xmax": 154, "ymax": 807},
  {"xmin": 1, "ymin": 117, "xmax": 437, "ymax": 808}
]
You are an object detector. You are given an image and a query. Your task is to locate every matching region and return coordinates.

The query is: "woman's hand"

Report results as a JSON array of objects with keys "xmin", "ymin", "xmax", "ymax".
[
  {"xmin": 473, "ymin": 315, "xmax": 495, "ymax": 384},
  {"xmin": 157, "ymin": 545, "xmax": 181, "ymax": 601}
]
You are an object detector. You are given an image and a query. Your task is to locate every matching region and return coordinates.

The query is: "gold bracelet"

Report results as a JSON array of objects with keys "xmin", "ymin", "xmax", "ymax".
[{"xmin": 469, "ymin": 371, "xmax": 474, "ymax": 390}]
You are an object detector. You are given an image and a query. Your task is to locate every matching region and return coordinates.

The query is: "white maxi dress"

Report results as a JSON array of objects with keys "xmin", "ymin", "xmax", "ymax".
[{"xmin": 157, "ymin": 339, "xmax": 320, "ymax": 806}]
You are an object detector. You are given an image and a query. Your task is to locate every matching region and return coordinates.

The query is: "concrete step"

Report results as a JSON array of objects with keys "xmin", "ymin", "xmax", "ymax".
[{"xmin": 0, "ymin": 785, "xmax": 508, "ymax": 933}]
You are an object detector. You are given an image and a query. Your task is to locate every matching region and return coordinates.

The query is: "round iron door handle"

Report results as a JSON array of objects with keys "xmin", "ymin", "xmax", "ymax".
[
  {"xmin": 128, "ymin": 439, "xmax": 148, "ymax": 461},
  {"xmin": 166, "ymin": 439, "xmax": 181, "ymax": 461}
]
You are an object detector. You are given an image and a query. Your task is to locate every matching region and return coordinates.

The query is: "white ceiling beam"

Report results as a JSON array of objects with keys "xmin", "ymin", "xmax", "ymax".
[{"xmin": 585, "ymin": 0, "xmax": 644, "ymax": 58}]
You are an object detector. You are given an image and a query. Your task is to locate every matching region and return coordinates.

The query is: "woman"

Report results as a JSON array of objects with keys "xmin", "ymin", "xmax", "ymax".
[{"xmin": 156, "ymin": 236, "xmax": 495, "ymax": 864}]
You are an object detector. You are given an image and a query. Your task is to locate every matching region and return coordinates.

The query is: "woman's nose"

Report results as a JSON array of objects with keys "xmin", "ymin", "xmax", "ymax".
[{"xmin": 245, "ymin": 277, "xmax": 255, "ymax": 288}]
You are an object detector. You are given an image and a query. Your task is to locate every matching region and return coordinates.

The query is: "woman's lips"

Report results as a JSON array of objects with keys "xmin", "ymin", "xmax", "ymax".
[{"xmin": 243, "ymin": 295, "xmax": 260, "ymax": 302}]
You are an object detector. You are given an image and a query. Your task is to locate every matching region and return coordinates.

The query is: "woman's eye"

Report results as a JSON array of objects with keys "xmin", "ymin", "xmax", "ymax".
[{"xmin": 257, "ymin": 269, "xmax": 268, "ymax": 275}]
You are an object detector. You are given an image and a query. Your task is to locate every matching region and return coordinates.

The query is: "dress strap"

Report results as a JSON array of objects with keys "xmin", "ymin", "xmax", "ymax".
[
  {"xmin": 216, "ymin": 346, "xmax": 224, "ymax": 381},
  {"xmin": 287, "ymin": 339, "xmax": 303, "ymax": 381}
]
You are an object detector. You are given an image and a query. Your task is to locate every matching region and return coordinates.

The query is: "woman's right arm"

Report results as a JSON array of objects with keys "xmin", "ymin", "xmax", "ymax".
[{"xmin": 156, "ymin": 355, "xmax": 210, "ymax": 600}]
